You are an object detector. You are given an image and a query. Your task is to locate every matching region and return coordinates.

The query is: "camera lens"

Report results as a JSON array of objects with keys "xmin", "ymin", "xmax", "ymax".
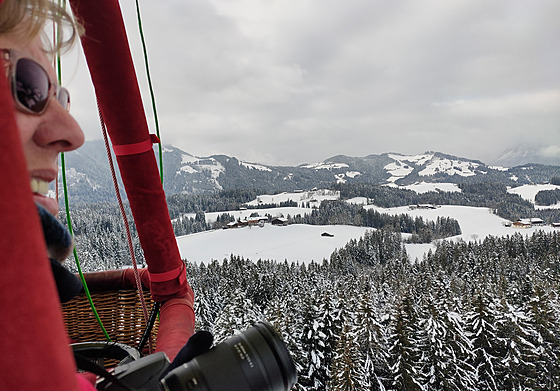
[{"xmin": 161, "ymin": 322, "xmax": 297, "ymax": 391}]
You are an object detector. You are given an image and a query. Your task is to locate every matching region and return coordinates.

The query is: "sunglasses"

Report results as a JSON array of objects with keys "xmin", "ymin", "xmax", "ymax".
[{"xmin": 1, "ymin": 48, "xmax": 70, "ymax": 115}]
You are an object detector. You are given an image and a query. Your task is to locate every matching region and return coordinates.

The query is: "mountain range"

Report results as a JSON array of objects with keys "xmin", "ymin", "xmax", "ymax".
[{"xmin": 61, "ymin": 140, "xmax": 560, "ymax": 204}]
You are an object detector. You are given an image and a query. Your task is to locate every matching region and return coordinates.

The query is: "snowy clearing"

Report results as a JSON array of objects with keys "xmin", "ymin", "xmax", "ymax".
[
  {"xmin": 419, "ymin": 158, "xmax": 479, "ymax": 177},
  {"xmin": 177, "ymin": 204, "xmax": 555, "ymax": 263},
  {"xmin": 176, "ymin": 184, "xmax": 560, "ymax": 265},
  {"xmin": 508, "ymin": 184, "xmax": 560, "ymax": 209},
  {"xmin": 204, "ymin": 207, "xmax": 310, "ymax": 224},
  {"xmin": 177, "ymin": 203, "xmax": 559, "ymax": 265},
  {"xmin": 245, "ymin": 189, "xmax": 340, "ymax": 208},
  {"xmin": 367, "ymin": 204, "xmax": 558, "ymax": 261},
  {"xmin": 176, "ymin": 224, "xmax": 371, "ymax": 264},
  {"xmin": 400, "ymin": 182, "xmax": 461, "ymax": 193}
]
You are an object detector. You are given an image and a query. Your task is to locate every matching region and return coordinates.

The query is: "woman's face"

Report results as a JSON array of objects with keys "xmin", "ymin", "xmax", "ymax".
[{"xmin": 0, "ymin": 31, "xmax": 85, "ymax": 216}]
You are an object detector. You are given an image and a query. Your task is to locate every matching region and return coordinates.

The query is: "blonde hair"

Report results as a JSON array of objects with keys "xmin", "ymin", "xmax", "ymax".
[{"xmin": 0, "ymin": 0, "xmax": 80, "ymax": 52}]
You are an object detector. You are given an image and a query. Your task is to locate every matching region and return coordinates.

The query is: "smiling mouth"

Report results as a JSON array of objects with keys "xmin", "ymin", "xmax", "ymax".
[{"xmin": 30, "ymin": 178, "xmax": 51, "ymax": 196}]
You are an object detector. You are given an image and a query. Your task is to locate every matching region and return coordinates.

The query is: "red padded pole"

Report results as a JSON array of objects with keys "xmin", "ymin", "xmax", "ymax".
[
  {"xmin": 68, "ymin": 0, "xmax": 194, "ymax": 356},
  {"xmin": 0, "ymin": 56, "xmax": 80, "ymax": 391},
  {"xmin": 68, "ymin": 0, "xmax": 192, "ymax": 303}
]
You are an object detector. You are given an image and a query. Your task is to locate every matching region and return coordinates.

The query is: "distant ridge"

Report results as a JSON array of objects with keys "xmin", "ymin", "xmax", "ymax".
[
  {"xmin": 61, "ymin": 140, "xmax": 560, "ymax": 204},
  {"xmin": 493, "ymin": 146, "xmax": 560, "ymax": 167}
]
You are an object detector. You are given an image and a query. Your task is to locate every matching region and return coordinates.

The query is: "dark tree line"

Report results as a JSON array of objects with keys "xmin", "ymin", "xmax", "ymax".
[
  {"xmin": 290, "ymin": 200, "xmax": 461, "ymax": 242},
  {"xmin": 333, "ymin": 182, "xmax": 531, "ymax": 211},
  {"xmin": 166, "ymin": 188, "xmax": 264, "ymax": 219},
  {"xmin": 171, "ymin": 211, "xmax": 210, "ymax": 237},
  {"xmin": 246, "ymin": 199, "xmax": 300, "ymax": 209},
  {"xmin": 535, "ymin": 189, "xmax": 560, "ymax": 206},
  {"xmin": 187, "ymin": 229, "xmax": 560, "ymax": 390},
  {"xmin": 335, "ymin": 182, "xmax": 560, "ymax": 223},
  {"xmin": 164, "ymin": 182, "xmax": 560, "ymax": 228}
]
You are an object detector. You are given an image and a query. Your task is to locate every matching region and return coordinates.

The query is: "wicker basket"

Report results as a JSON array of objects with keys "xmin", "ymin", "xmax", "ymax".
[
  {"xmin": 62, "ymin": 269, "xmax": 158, "ymax": 354},
  {"xmin": 63, "ymin": 289, "xmax": 158, "ymax": 348}
]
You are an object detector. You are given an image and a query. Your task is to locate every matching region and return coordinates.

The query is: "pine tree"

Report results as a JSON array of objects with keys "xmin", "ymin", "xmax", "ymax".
[
  {"xmin": 494, "ymin": 298, "xmax": 538, "ymax": 390},
  {"xmin": 442, "ymin": 300, "xmax": 477, "ymax": 390},
  {"xmin": 417, "ymin": 295, "xmax": 476, "ymax": 391},
  {"xmin": 316, "ymin": 288, "xmax": 342, "ymax": 387},
  {"xmin": 387, "ymin": 294, "xmax": 423, "ymax": 390},
  {"xmin": 466, "ymin": 294, "xmax": 501, "ymax": 391},
  {"xmin": 329, "ymin": 322, "xmax": 368, "ymax": 390},
  {"xmin": 298, "ymin": 293, "xmax": 328, "ymax": 390},
  {"xmin": 194, "ymin": 287, "xmax": 219, "ymax": 331},
  {"xmin": 525, "ymin": 285, "xmax": 560, "ymax": 390},
  {"xmin": 354, "ymin": 290, "xmax": 390, "ymax": 390},
  {"xmin": 213, "ymin": 288, "xmax": 263, "ymax": 343}
]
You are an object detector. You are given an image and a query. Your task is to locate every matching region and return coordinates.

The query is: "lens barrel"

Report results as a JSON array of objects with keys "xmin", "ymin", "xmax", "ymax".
[{"xmin": 161, "ymin": 322, "xmax": 297, "ymax": 391}]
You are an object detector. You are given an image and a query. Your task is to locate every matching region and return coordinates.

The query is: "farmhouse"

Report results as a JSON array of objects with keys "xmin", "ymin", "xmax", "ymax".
[
  {"xmin": 247, "ymin": 216, "xmax": 268, "ymax": 226},
  {"xmin": 271, "ymin": 217, "xmax": 289, "ymax": 226},
  {"xmin": 410, "ymin": 204, "xmax": 438, "ymax": 210},
  {"xmin": 529, "ymin": 218, "xmax": 544, "ymax": 226},
  {"xmin": 512, "ymin": 219, "xmax": 532, "ymax": 228},
  {"xmin": 224, "ymin": 221, "xmax": 238, "ymax": 229},
  {"xmin": 511, "ymin": 217, "xmax": 545, "ymax": 229}
]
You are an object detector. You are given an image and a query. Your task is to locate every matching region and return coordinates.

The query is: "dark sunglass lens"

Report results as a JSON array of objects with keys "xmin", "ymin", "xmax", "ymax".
[
  {"xmin": 57, "ymin": 87, "xmax": 70, "ymax": 112},
  {"xmin": 15, "ymin": 58, "xmax": 50, "ymax": 113}
]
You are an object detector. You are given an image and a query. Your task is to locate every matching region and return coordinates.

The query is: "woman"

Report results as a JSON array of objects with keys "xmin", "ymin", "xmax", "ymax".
[
  {"xmin": 0, "ymin": 1, "xmax": 93, "ymax": 389},
  {"xmin": 0, "ymin": 0, "xmax": 84, "ymax": 216},
  {"xmin": 1, "ymin": 1, "xmax": 85, "ymax": 300}
]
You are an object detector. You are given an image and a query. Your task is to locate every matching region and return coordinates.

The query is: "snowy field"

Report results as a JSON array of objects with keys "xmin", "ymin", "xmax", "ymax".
[
  {"xmin": 176, "ymin": 186, "xmax": 560, "ymax": 264},
  {"xmin": 508, "ymin": 183, "xmax": 560, "ymax": 209},
  {"xmin": 368, "ymin": 205, "xmax": 558, "ymax": 261},
  {"xmin": 204, "ymin": 207, "xmax": 311, "ymax": 224},
  {"xmin": 177, "ymin": 205, "xmax": 558, "ymax": 264},
  {"xmin": 401, "ymin": 182, "xmax": 461, "ymax": 193},
  {"xmin": 245, "ymin": 189, "xmax": 340, "ymax": 208},
  {"xmin": 176, "ymin": 224, "xmax": 370, "ymax": 264},
  {"xmin": 196, "ymin": 190, "xmax": 340, "ymax": 224}
]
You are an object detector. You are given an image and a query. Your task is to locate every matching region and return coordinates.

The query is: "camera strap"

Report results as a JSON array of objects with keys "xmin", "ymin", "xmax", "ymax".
[{"xmin": 74, "ymin": 352, "xmax": 135, "ymax": 391}]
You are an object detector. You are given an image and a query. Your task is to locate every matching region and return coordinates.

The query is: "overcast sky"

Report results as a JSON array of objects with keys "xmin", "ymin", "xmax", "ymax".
[{"xmin": 64, "ymin": 0, "xmax": 560, "ymax": 166}]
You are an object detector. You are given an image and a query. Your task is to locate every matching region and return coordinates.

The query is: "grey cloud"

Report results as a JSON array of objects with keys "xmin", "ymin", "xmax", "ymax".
[{"xmin": 69, "ymin": 0, "xmax": 560, "ymax": 166}]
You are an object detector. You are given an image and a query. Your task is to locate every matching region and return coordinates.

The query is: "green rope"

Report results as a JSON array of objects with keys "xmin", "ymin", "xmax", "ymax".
[
  {"xmin": 61, "ymin": 153, "xmax": 112, "ymax": 342},
  {"xmin": 135, "ymin": 0, "xmax": 164, "ymax": 184},
  {"xmin": 56, "ymin": 0, "xmax": 111, "ymax": 342}
]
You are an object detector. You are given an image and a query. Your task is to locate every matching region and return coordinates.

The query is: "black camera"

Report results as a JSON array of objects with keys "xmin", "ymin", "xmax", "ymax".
[{"xmin": 97, "ymin": 322, "xmax": 297, "ymax": 391}]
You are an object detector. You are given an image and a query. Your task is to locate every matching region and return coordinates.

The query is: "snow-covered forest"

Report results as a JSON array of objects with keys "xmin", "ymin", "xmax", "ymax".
[
  {"xmin": 61, "ymin": 182, "xmax": 560, "ymax": 390},
  {"xmin": 192, "ymin": 229, "xmax": 560, "ymax": 390}
]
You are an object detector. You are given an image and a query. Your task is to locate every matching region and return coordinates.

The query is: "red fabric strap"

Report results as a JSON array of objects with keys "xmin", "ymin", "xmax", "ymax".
[
  {"xmin": 149, "ymin": 263, "xmax": 186, "ymax": 284},
  {"xmin": 112, "ymin": 134, "xmax": 160, "ymax": 156}
]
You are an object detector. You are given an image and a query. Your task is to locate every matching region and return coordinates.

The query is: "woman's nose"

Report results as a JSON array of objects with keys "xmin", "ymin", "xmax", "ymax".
[{"xmin": 32, "ymin": 98, "xmax": 85, "ymax": 152}]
